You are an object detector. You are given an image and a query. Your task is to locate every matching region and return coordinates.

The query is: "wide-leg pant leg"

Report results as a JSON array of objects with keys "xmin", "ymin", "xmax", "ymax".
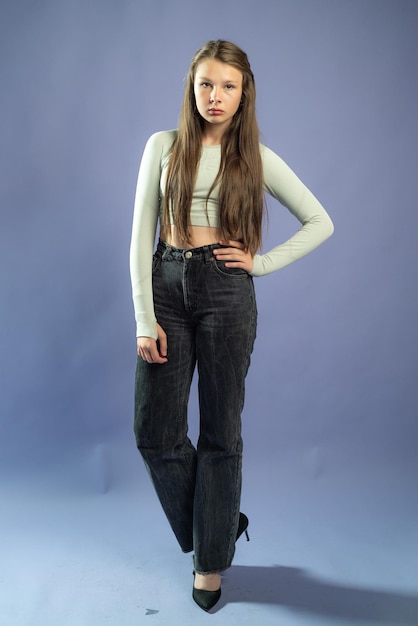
[
  {"xmin": 192, "ymin": 262, "xmax": 257, "ymax": 573},
  {"xmin": 134, "ymin": 253, "xmax": 197, "ymax": 553}
]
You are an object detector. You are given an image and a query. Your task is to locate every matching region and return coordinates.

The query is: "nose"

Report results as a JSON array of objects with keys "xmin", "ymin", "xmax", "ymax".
[{"xmin": 210, "ymin": 86, "xmax": 220, "ymax": 103}]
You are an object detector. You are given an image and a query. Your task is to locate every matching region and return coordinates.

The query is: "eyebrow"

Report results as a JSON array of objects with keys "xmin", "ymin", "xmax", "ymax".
[{"xmin": 197, "ymin": 76, "xmax": 240, "ymax": 84}]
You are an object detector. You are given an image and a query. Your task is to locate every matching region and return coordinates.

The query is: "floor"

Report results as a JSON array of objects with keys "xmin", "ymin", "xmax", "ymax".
[{"xmin": 1, "ymin": 440, "xmax": 417, "ymax": 626}]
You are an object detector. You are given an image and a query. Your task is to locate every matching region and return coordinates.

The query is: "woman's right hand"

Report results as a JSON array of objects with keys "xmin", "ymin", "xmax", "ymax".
[{"xmin": 137, "ymin": 323, "xmax": 168, "ymax": 364}]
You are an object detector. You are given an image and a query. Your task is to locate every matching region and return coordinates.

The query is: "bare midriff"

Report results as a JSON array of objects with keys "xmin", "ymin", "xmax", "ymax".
[{"xmin": 160, "ymin": 225, "xmax": 222, "ymax": 250}]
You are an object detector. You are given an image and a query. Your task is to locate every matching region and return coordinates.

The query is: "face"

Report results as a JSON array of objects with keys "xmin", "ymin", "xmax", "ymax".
[{"xmin": 194, "ymin": 59, "xmax": 243, "ymax": 135}]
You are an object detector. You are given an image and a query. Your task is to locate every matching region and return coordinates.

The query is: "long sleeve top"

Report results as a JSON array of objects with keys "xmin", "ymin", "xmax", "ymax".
[{"xmin": 130, "ymin": 129, "xmax": 334, "ymax": 339}]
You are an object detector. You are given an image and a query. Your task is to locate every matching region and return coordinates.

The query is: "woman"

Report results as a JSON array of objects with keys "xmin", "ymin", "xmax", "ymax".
[{"xmin": 130, "ymin": 40, "xmax": 334, "ymax": 611}]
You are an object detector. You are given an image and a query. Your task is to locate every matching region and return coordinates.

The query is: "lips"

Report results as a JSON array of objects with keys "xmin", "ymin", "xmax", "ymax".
[{"xmin": 208, "ymin": 108, "xmax": 224, "ymax": 115}]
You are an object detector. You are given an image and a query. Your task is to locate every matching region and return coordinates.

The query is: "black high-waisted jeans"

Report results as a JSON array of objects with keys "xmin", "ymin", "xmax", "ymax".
[{"xmin": 134, "ymin": 240, "xmax": 257, "ymax": 574}]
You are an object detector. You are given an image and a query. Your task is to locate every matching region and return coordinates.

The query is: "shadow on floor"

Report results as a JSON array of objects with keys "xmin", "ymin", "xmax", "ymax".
[{"xmin": 214, "ymin": 565, "xmax": 418, "ymax": 624}]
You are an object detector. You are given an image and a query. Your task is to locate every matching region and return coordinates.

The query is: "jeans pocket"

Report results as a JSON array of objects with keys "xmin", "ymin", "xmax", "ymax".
[{"xmin": 211, "ymin": 258, "xmax": 249, "ymax": 279}]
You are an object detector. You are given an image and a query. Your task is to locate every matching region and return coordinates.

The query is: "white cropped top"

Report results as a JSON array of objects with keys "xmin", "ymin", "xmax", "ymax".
[
  {"xmin": 159, "ymin": 139, "xmax": 222, "ymax": 227},
  {"xmin": 130, "ymin": 130, "xmax": 334, "ymax": 339}
]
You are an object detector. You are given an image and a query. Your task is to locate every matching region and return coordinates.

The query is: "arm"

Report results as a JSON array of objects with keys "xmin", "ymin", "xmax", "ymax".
[
  {"xmin": 129, "ymin": 131, "xmax": 173, "ymax": 341},
  {"xmin": 251, "ymin": 145, "xmax": 334, "ymax": 276}
]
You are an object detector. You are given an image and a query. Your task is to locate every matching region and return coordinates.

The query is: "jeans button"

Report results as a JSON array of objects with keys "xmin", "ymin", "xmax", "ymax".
[{"xmin": 185, "ymin": 251, "xmax": 193, "ymax": 259}]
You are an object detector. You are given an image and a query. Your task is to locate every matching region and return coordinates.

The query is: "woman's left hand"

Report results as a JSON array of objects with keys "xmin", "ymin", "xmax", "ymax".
[{"xmin": 213, "ymin": 240, "xmax": 254, "ymax": 273}]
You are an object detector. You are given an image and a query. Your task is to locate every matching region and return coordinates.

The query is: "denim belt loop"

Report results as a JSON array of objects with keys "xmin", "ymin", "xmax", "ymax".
[
  {"xmin": 162, "ymin": 247, "xmax": 170, "ymax": 261},
  {"xmin": 204, "ymin": 245, "xmax": 214, "ymax": 263}
]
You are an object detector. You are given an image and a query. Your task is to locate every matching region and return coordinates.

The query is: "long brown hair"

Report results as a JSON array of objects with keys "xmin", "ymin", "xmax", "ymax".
[{"xmin": 163, "ymin": 40, "xmax": 264, "ymax": 254}]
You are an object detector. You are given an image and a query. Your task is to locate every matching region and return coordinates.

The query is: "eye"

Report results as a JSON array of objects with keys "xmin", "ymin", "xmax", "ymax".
[
  {"xmin": 225, "ymin": 84, "xmax": 235, "ymax": 90},
  {"xmin": 201, "ymin": 82, "xmax": 211, "ymax": 88}
]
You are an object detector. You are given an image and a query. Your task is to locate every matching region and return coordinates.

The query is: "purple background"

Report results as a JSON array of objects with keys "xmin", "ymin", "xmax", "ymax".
[{"xmin": 1, "ymin": 1, "xmax": 417, "ymax": 624}]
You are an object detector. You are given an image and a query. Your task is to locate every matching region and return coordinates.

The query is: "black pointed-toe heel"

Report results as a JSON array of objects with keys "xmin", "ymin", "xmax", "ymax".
[
  {"xmin": 192, "ymin": 586, "xmax": 222, "ymax": 611},
  {"xmin": 236, "ymin": 512, "xmax": 250, "ymax": 542}
]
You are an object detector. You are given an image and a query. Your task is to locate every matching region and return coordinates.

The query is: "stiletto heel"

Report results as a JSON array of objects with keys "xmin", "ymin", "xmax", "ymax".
[{"xmin": 236, "ymin": 512, "xmax": 250, "ymax": 542}]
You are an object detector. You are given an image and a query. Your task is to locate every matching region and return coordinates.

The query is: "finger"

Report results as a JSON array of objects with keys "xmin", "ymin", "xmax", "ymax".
[
  {"xmin": 153, "ymin": 354, "xmax": 169, "ymax": 364},
  {"xmin": 155, "ymin": 323, "xmax": 168, "ymax": 359},
  {"xmin": 143, "ymin": 351, "xmax": 167, "ymax": 364},
  {"xmin": 218, "ymin": 239, "xmax": 245, "ymax": 249},
  {"xmin": 213, "ymin": 247, "xmax": 244, "ymax": 259},
  {"xmin": 158, "ymin": 333, "xmax": 168, "ymax": 357},
  {"xmin": 138, "ymin": 344, "xmax": 167, "ymax": 364},
  {"xmin": 149, "ymin": 343, "xmax": 165, "ymax": 363},
  {"xmin": 224, "ymin": 254, "xmax": 253, "ymax": 273}
]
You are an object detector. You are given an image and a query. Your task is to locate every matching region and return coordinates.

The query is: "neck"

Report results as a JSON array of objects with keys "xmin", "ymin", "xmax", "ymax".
[{"xmin": 202, "ymin": 124, "xmax": 228, "ymax": 146}]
